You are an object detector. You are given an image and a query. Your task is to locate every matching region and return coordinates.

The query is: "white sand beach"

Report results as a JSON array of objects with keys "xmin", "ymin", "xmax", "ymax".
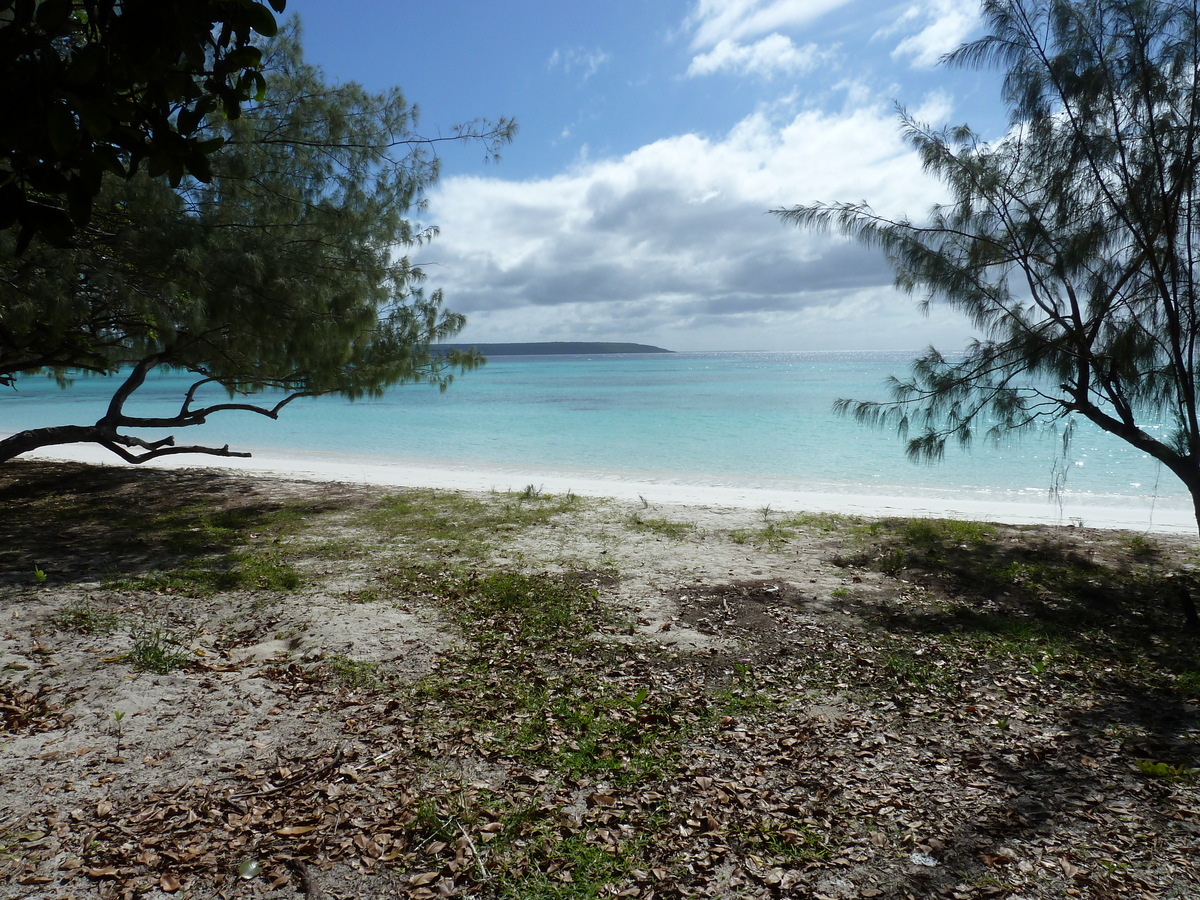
[{"xmin": 20, "ymin": 442, "xmax": 1198, "ymax": 534}]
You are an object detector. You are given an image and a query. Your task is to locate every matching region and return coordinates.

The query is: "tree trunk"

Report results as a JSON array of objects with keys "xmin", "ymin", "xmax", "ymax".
[
  {"xmin": 0, "ymin": 424, "xmax": 251, "ymax": 465},
  {"xmin": 0, "ymin": 425, "xmax": 102, "ymax": 464},
  {"xmin": 1182, "ymin": 492, "xmax": 1200, "ymax": 631}
]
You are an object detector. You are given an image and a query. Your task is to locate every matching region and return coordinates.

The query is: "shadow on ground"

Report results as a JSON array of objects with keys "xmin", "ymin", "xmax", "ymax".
[{"xmin": 0, "ymin": 460, "xmax": 346, "ymax": 585}]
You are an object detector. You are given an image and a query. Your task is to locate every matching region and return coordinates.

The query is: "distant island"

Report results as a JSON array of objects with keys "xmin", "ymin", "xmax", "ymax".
[{"xmin": 433, "ymin": 341, "xmax": 673, "ymax": 356}]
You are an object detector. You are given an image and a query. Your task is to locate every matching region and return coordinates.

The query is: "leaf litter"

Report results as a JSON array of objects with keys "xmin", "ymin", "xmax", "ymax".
[{"xmin": 0, "ymin": 461, "xmax": 1197, "ymax": 898}]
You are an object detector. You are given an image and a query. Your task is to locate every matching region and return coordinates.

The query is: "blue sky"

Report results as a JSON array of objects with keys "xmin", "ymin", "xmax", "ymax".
[{"xmin": 284, "ymin": 0, "xmax": 1005, "ymax": 351}]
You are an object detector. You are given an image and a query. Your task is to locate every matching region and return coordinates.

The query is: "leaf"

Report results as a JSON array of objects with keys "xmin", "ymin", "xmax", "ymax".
[
  {"xmin": 243, "ymin": 1, "xmax": 279, "ymax": 36},
  {"xmin": 276, "ymin": 825, "xmax": 317, "ymax": 836},
  {"xmin": 237, "ymin": 859, "xmax": 261, "ymax": 879}
]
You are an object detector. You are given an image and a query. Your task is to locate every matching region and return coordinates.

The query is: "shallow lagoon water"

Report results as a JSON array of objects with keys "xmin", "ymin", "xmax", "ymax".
[{"xmin": 3, "ymin": 350, "xmax": 1190, "ymax": 530}]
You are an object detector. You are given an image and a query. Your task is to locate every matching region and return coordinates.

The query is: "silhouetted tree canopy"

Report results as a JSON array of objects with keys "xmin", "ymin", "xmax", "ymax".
[{"xmin": 0, "ymin": 0, "xmax": 286, "ymax": 250}]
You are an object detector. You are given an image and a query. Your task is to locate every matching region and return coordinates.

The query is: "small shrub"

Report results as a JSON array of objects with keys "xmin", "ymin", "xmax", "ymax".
[{"xmin": 1125, "ymin": 534, "xmax": 1160, "ymax": 560}]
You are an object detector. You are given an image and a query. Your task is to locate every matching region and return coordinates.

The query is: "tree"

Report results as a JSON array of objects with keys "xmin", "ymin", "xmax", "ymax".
[
  {"xmin": 773, "ymin": 0, "xmax": 1200, "ymax": 626},
  {"xmin": 0, "ymin": 24, "xmax": 515, "ymax": 465},
  {"xmin": 0, "ymin": 0, "xmax": 287, "ymax": 250}
]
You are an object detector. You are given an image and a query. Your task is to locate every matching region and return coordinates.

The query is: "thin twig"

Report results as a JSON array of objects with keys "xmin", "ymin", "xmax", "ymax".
[
  {"xmin": 458, "ymin": 823, "xmax": 488, "ymax": 882},
  {"xmin": 231, "ymin": 744, "xmax": 345, "ymax": 800}
]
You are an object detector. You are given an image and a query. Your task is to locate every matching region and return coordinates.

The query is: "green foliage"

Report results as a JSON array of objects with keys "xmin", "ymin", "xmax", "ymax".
[
  {"xmin": 1124, "ymin": 535, "xmax": 1161, "ymax": 561},
  {"xmin": 363, "ymin": 489, "xmax": 583, "ymax": 559},
  {"xmin": 111, "ymin": 710, "xmax": 126, "ymax": 757},
  {"xmin": 125, "ymin": 624, "xmax": 192, "ymax": 674},
  {"xmin": 0, "ymin": 24, "xmax": 515, "ymax": 465},
  {"xmin": 114, "ymin": 547, "xmax": 301, "ymax": 596},
  {"xmin": 774, "ymin": 0, "xmax": 1200, "ymax": 549},
  {"xmin": 627, "ymin": 513, "xmax": 695, "ymax": 538},
  {"xmin": 734, "ymin": 819, "xmax": 834, "ymax": 865},
  {"xmin": 56, "ymin": 599, "xmax": 120, "ymax": 634},
  {"xmin": 0, "ymin": 0, "xmax": 287, "ymax": 249},
  {"xmin": 1134, "ymin": 759, "xmax": 1199, "ymax": 784},
  {"xmin": 454, "ymin": 571, "xmax": 597, "ymax": 644},
  {"xmin": 323, "ymin": 654, "xmax": 382, "ymax": 690}
]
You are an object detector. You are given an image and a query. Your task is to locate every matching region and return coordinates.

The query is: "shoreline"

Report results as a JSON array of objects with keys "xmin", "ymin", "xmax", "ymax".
[{"xmin": 19, "ymin": 443, "xmax": 1198, "ymax": 535}]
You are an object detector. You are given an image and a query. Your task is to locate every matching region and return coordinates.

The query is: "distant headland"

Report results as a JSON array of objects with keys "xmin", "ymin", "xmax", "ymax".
[{"xmin": 433, "ymin": 341, "xmax": 673, "ymax": 356}]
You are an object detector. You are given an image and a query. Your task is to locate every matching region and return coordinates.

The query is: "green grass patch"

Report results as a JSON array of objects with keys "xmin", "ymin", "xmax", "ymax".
[
  {"xmin": 627, "ymin": 514, "xmax": 695, "ymax": 538},
  {"xmin": 323, "ymin": 654, "xmax": 383, "ymax": 690},
  {"xmin": 56, "ymin": 598, "xmax": 121, "ymax": 634},
  {"xmin": 1134, "ymin": 759, "xmax": 1199, "ymax": 783},
  {"xmin": 496, "ymin": 833, "xmax": 643, "ymax": 900},
  {"xmin": 124, "ymin": 624, "xmax": 192, "ymax": 674},
  {"xmin": 112, "ymin": 547, "xmax": 302, "ymax": 596},
  {"xmin": 360, "ymin": 489, "xmax": 585, "ymax": 558},
  {"xmin": 449, "ymin": 570, "xmax": 604, "ymax": 644}
]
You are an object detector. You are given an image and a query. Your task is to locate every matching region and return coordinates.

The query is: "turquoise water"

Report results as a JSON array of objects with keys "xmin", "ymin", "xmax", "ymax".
[{"xmin": 1, "ymin": 350, "xmax": 1187, "ymax": 505}]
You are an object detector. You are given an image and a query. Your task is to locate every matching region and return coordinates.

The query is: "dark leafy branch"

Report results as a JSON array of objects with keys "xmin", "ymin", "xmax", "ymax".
[{"xmin": 0, "ymin": 24, "xmax": 509, "ymax": 465}]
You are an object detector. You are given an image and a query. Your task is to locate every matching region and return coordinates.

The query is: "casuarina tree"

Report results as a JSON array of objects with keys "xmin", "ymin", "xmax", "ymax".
[
  {"xmin": 0, "ymin": 24, "xmax": 515, "ymax": 465},
  {"xmin": 775, "ymin": 0, "xmax": 1200, "ymax": 626}
]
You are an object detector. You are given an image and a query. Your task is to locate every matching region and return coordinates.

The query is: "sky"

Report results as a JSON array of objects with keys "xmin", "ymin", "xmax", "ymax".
[{"xmin": 283, "ymin": 0, "xmax": 1008, "ymax": 352}]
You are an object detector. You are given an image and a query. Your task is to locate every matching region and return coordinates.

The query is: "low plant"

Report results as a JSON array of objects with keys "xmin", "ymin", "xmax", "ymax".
[
  {"xmin": 879, "ymin": 650, "xmax": 951, "ymax": 693},
  {"xmin": 111, "ymin": 547, "xmax": 302, "ymax": 596},
  {"xmin": 111, "ymin": 710, "xmax": 126, "ymax": 757},
  {"xmin": 56, "ymin": 599, "xmax": 121, "ymax": 634},
  {"xmin": 324, "ymin": 654, "xmax": 382, "ymax": 689},
  {"xmin": 363, "ymin": 489, "xmax": 586, "ymax": 558},
  {"xmin": 1125, "ymin": 534, "xmax": 1160, "ymax": 560},
  {"xmin": 125, "ymin": 624, "xmax": 192, "ymax": 674},
  {"xmin": 736, "ymin": 819, "xmax": 835, "ymax": 865},
  {"xmin": 1135, "ymin": 759, "xmax": 1199, "ymax": 783},
  {"xmin": 454, "ymin": 570, "xmax": 601, "ymax": 643},
  {"xmin": 627, "ymin": 513, "xmax": 695, "ymax": 538}
]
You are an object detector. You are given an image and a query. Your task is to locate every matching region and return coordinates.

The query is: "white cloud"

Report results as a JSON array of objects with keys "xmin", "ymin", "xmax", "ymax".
[
  {"xmin": 548, "ymin": 46, "xmax": 611, "ymax": 79},
  {"xmin": 425, "ymin": 99, "xmax": 975, "ymax": 351},
  {"xmin": 685, "ymin": 0, "xmax": 855, "ymax": 50},
  {"xmin": 888, "ymin": 0, "xmax": 980, "ymax": 68},
  {"xmin": 687, "ymin": 33, "xmax": 825, "ymax": 78}
]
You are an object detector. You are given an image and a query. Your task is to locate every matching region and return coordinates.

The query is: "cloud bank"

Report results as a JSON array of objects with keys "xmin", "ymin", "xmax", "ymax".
[
  {"xmin": 428, "ymin": 101, "xmax": 972, "ymax": 351},
  {"xmin": 421, "ymin": 0, "xmax": 986, "ymax": 351}
]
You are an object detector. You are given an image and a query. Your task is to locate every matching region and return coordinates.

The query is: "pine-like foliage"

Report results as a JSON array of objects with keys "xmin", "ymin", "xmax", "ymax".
[
  {"xmin": 776, "ymin": 0, "xmax": 1200, "ymax": 512},
  {"xmin": 0, "ymin": 25, "xmax": 515, "ymax": 464}
]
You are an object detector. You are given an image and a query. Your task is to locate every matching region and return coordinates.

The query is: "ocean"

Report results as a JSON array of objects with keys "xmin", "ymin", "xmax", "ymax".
[{"xmin": 2, "ymin": 350, "xmax": 1192, "ymax": 530}]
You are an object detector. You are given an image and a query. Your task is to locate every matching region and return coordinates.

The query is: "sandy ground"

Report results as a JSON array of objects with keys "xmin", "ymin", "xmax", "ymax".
[
  {"xmin": 19, "ymin": 443, "xmax": 1200, "ymax": 534},
  {"xmin": 1, "ymin": 460, "xmax": 1198, "ymax": 899}
]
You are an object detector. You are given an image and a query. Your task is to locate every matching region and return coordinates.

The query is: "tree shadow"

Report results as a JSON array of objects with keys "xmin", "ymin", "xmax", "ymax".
[
  {"xmin": 856, "ymin": 520, "xmax": 1197, "ymax": 671},
  {"xmin": 848, "ymin": 523, "xmax": 1199, "ymax": 894},
  {"xmin": 0, "ymin": 460, "xmax": 340, "ymax": 586}
]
